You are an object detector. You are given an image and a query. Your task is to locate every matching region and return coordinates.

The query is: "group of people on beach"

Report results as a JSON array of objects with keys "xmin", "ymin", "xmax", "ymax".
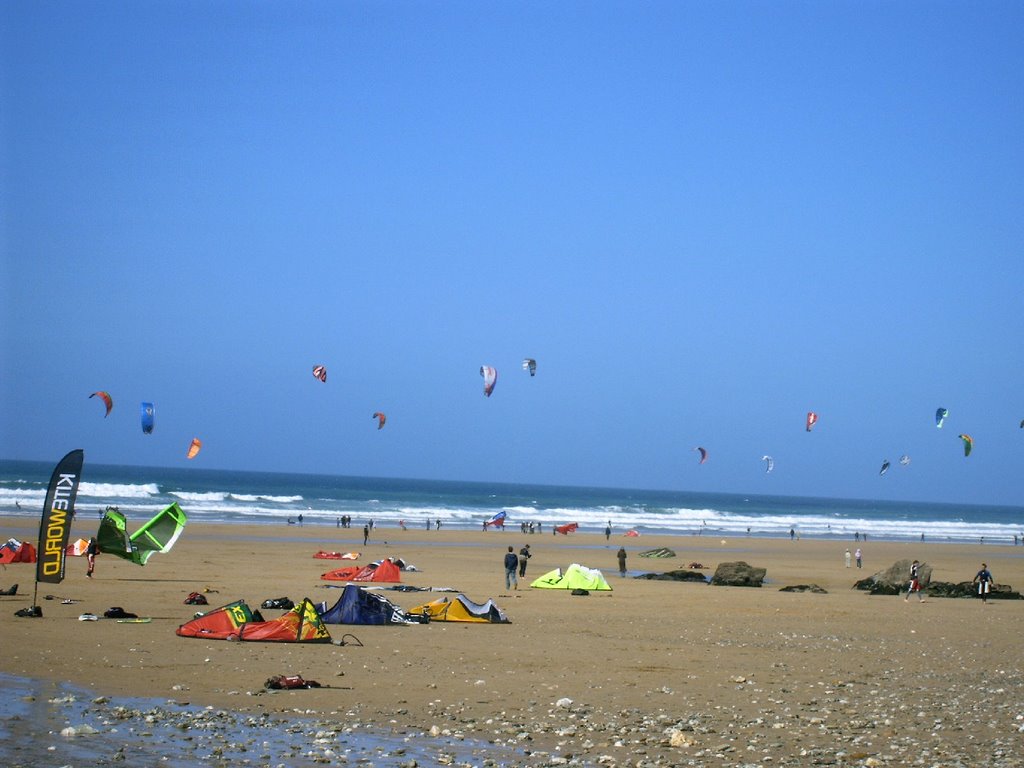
[
  {"xmin": 903, "ymin": 559, "xmax": 995, "ymax": 603},
  {"xmin": 503, "ymin": 544, "xmax": 532, "ymax": 590}
]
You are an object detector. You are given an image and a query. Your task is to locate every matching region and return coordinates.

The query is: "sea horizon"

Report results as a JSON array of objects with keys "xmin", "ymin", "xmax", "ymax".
[{"xmin": 2, "ymin": 459, "xmax": 1022, "ymax": 545}]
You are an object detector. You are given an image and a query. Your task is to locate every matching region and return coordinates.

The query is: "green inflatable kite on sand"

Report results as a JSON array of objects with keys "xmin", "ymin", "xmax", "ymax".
[
  {"xmin": 97, "ymin": 503, "xmax": 188, "ymax": 565},
  {"xmin": 529, "ymin": 563, "xmax": 612, "ymax": 591}
]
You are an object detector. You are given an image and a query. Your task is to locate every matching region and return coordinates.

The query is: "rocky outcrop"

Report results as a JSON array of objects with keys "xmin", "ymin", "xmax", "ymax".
[
  {"xmin": 635, "ymin": 569, "xmax": 708, "ymax": 582},
  {"xmin": 710, "ymin": 561, "xmax": 766, "ymax": 588},
  {"xmin": 924, "ymin": 581, "xmax": 1023, "ymax": 600},
  {"xmin": 779, "ymin": 584, "xmax": 827, "ymax": 593},
  {"xmin": 853, "ymin": 559, "xmax": 932, "ymax": 595}
]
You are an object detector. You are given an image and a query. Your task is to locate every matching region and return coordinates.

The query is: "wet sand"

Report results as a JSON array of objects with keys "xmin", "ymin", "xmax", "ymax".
[{"xmin": 2, "ymin": 518, "xmax": 1023, "ymax": 766}]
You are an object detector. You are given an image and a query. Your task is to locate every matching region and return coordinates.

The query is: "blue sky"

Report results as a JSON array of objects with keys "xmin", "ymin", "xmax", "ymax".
[{"xmin": 2, "ymin": 2, "xmax": 1022, "ymax": 505}]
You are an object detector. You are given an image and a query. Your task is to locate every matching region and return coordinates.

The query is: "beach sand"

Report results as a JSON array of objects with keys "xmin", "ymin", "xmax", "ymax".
[{"xmin": 2, "ymin": 518, "xmax": 1023, "ymax": 766}]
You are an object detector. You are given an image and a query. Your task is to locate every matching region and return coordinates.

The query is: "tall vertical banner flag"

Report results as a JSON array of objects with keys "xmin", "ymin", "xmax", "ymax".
[{"xmin": 36, "ymin": 449, "xmax": 85, "ymax": 585}]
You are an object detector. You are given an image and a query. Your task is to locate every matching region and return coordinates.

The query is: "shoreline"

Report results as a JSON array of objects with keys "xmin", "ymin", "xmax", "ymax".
[{"xmin": 2, "ymin": 522, "xmax": 1023, "ymax": 765}]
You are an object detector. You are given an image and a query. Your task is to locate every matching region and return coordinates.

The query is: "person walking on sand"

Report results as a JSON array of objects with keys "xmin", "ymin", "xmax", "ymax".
[
  {"xmin": 844, "ymin": 549, "xmax": 851, "ymax": 568},
  {"xmin": 86, "ymin": 537, "xmax": 98, "ymax": 578},
  {"xmin": 605, "ymin": 523, "xmax": 612, "ymax": 541},
  {"xmin": 904, "ymin": 559, "xmax": 925, "ymax": 602},
  {"xmin": 973, "ymin": 563, "xmax": 993, "ymax": 603},
  {"xmin": 855, "ymin": 547, "xmax": 862, "ymax": 568},
  {"xmin": 363, "ymin": 524, "xmax": 369, "ymax": 546},
  {"xmin": 504, "ymin": 546, "xmax": 519, "ymax": 591},
  {"xmin": 518, "ymin": 544, "xmax": 532, "ymax": 578},
  {"xmin": 617, "ymin": 546, "xmax": 627, "ymax": 577}
]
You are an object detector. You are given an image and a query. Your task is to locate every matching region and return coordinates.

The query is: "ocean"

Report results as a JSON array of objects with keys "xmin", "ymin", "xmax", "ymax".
[{"xmin": 2, "ymin": 459, "xmax": 1022, "ymax": 544}]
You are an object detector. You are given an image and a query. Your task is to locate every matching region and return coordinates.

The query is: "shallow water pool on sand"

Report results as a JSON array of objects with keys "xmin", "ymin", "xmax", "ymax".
[{"xmin": 0, "ymin": 673, "xmax": 521, "ymax": 767}]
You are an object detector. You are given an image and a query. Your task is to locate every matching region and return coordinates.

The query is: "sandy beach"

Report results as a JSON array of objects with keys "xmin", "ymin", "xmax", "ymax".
[{"xmin": 2, "ymin": 517, "xmax": 1023, "ymax": 766}]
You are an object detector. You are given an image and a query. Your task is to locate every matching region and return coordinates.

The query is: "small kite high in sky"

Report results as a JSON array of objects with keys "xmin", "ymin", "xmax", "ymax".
[
  {"xmin": 480, "ymin": 365, "xmax": 497, "ymax": 397},
  {"xmin": 806, "ymin": 412, "xmax": 819, "ymax": 432},
  {"xmin": 522, "ymin": 358, "xmax": 537, "ymax": 376},
  {"xmin": 312, "ymin": 365, "xmax": 327, "ymax": 383},
  {"xmin": 761, "ymin": 455, "xmax": 774, "ymax": 473},
  {"xmin": 372, "ymin": 412, "xmax": 386, "ymax": 430},
  {"xmin": 694, "ymin": 446, "xmax": 707, "ymax": 464},
  {"xmin": 958, "ymin": 434, "xmax": 973, "ymax": 457},
  {"xmin": 89, "ymin": 391, "xmax": 113, "ymax": 417},
  {"xmin": 141, "ymin": 402, "xmax": 154, "ymax": 434},
  {"xmin": 936, "ymin": 408, "xmax": 948, "ymax": 428},
  {"xmin": 899, "ymin": 455, "xmax": 911, "ymax": 466},
  {"xmin": 187, "ymin": 438, "xmax": 202, "ymax": 459},
  {"xmin": 879, "ymin": 459, "xmax": 890, "ymax": 476}
]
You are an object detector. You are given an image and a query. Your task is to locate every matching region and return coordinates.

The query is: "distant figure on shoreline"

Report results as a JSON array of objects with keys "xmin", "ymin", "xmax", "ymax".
[
  {"xmin": 844, "ymin": 549, "xmax": 851, "ymax": 568},
  {"xmin": 363, "ymin": 524, "xmax": 369, "ymax": 546},
  {"xmin": 605, "ymin": 523, "xmax": 611, "ymax": 541},
  {"xmin": 790, "ymin": 528, "xmax": 795, "ymax": 541},
  {"xmin": 617, "ymin": 546, "xmax": 627, "ymax": 577},
  {"xmin": 855, "ymin": 548, "xmax": 862, "ymax": 568}
]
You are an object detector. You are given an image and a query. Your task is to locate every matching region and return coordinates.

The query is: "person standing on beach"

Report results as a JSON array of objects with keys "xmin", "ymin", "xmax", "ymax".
[
  {"xmin": 605, "ymin": 523, "xmax": 611, "ymax": 541},
  {"xmin": 86, "ymin": 537, "xmax": 98, "ymax": 578},
  {"xmin": 904, "ymin": 559, "xmax": 925, "ymax": 602},
  {"xmin": 504, "ymin": 546, "xmax": 519, "ymax": 591},
  {"xmin": 518, "ymin": 544, "xmax": 531, "ymax": 578},
  {"xmin": 844, "ymin": 549, "xmax": 851, "ymax": 568},
  {"xmin": 617, "ymin": 546, "xmax": 627, "ymax": 577},
  {"xmin": 855, "ymin": 547, "xmax": 862, "ymax": 568},
  {"xmin": 363, "ymin": 524, "xmax": 369, "ymax": 546},
  {"xmin": 973, "ymin": 563, "xmax": 993, "ymax": 603}
]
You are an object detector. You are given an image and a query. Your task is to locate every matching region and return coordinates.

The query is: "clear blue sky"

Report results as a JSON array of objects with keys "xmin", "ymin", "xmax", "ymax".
[{"xmin": 3, "ymin": 2, "xmax": 1022, "ymax": 505}]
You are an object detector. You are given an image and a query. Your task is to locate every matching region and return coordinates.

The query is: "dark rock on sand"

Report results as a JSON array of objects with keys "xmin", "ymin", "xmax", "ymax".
[
  {"xmin": 635, "ymin": 570, "xmax": 708, "ymax": 582},
  {"xmin": 926, "ymin": 581, "xmax": 1023, "ymax": 600},
  {"xmin": 710, "ymin": 561, "xmax": 766, "ymax": 588},
  {"xmin": 779, "ymin": 584, "xmax": 827, "ymax": 593},
  {"xmin": 853, "ymin": 558, "xmax": 932, "ymax": 595}
]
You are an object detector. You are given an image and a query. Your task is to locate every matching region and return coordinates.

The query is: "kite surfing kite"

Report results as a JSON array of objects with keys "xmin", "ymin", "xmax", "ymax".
[
  {"xmin": 89, "ymin": 391, "xmax": 113, "ymax": 417},
  {"xmin": 372, "ymin": 412, "xmax": 386, "ymax": 430},
  {"xmin": 97, "ymin": 503, "xmax": 188, "ymax": 566},
  {"xmin": 806, "ymin": 412, "xmax": 818, "ymax": 432},
  {"xmin": 936, "ymin": 408, "xmax": 948, "ymax": 428},
  {"xmin": 899, "ymin": 455, "xmax": 911, "ymax": 466},
  {"xmin": 761, "ymin": 455, "xmax": 774, "ymax": 473},
  {"xmin": 140, "ymin": 402, "xmax": 154, "ymax": 434},
  {"xmin": 958, "ymin": 434, "xmax": 973, "ymax": 457},
  {"xmin": 522, "ymin": 358, "xmax": 537, "ymax": 376},
  {"xmin": 186, "ymin": 438, "xmax": 202, "ymax": 459},
  {"xmin": 879, "ymin": 460, "xmax": 890, "ymax": 476},
  {"xmin": 694, "ymin": 447, "xmax": 708, "ymax": 464},
  {"xmin": 312, "ymin": 365, "xmax": 327, "ymax": 383},
  {"xmin": 484, "ymin": 510, "xmax": 507, "ymax": 529},
  {"xmin": 480, "ymin": 366, "xmax": 497, "ymax": 397}
]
